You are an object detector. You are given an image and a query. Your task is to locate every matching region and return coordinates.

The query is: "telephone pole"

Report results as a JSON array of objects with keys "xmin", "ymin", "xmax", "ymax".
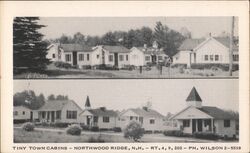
[{"xmin": 229, "ymin": 16, "xmax": 235, "ymax": 76}]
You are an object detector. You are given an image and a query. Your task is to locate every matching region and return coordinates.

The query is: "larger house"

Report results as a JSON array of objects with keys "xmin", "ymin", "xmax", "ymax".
[
  {"xmin": 79, "ymin": 96, "xmax": 118, "ymax": 129},
  {"xmin": 130, "ymin": 41, "xmax": 169, "ymax": 66},
  {"xmin": 38, "ymin": 100, "xmax": 83, "ymax": 123},
  {"xmin": 172, "ymin": 36, "xmax": 239, "ymax": 68},
  {"xmin": 117, "ymin": 106, "xmax": 165, "ymax": 132},
  {"xmin": 170, "ymin": 87, "xmax": 238, "ymax": 138}
]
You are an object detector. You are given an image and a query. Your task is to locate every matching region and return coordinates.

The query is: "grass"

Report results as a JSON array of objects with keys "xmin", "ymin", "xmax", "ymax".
[{"xmin": 14, "ymin": 66, "xmax": 239, "ymax": 79}]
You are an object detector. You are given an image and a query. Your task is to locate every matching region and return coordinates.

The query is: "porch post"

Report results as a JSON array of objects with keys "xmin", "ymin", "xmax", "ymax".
[{"xmin": 211, "ymin": 118, "xmax": 214, "ymax": 133}]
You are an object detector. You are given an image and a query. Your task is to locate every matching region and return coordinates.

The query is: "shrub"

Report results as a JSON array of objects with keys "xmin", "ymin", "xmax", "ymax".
[
  {"xmin": 55, "ymin": 122, "xmax": 69, "ymax": 128},
  {"xmin": 95, "ymin": 64, "xmax": 119, "ymax": 70},
  {"xmin": 113, "ymin": 127, "xmax": 122, "ymax": 132},
  {"xmin": 54, "ymin": 61, "xmax": 72, "ymax": 69},
  {"xmin": 124, "ymin": 121, "xmax": 144, "ymax": 142},
  {"xmin": 163, "ymin": 130, "xmax": 183, "ymax": 137},
  {"xmin": 193, "ymin": 132, "xmax": 220, "ymax": 140},
  {"xmin": 80, "ymin": 124, "xmax": 90, "ymax": 131},
  {"xmin": 66, "ymin": 124, "xmax": 82, "ymax": 136},
  {"xmin": 22, "ymin": 122, "xmax": 35, "ymax": 132},
  {"xmin": 121, "ymin": 65, "xmax": 135, "ymax": 71},
  {"xmin": 82, "ymin": 65, "xmax": 92, "ymax": 70},
  {"xmin": 90, "ymin": 126, "xmax": 99, "ymax": 132}
]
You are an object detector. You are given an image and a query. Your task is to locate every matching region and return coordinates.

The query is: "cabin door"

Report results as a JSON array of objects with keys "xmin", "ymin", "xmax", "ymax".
[
  {"xmin": 192, "ymin": 119, "xmax": 196, "ymax": 133},
  {"xmin": 87, "ymin": 116, "xmax": 91, "ymax": 126},
  {"xmin": 30, "ymin": 111, "xmax": 33, "ymax": 121},
  {"xmin": 72, "ymin": 51, "xmax": 77, "ymax": 66},
  {"xmin": 197, "ymin": 119, "xmax": 202, "ymax": 132},
  {"xmin": 114, "ymin": 53, "xmax": 118, "ymax": 67},
  {"xmin": 151, "ymin": 55, "xmax": 157, "ymax": 64}
]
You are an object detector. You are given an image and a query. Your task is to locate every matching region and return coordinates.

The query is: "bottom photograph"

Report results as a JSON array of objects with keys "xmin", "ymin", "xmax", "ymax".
[{"xmin": 13, "ymin": 80, "xmax": 239, "ymax": 143}]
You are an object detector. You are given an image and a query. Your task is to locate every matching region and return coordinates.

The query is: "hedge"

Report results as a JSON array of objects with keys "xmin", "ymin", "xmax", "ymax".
[{"xmin": 193, "ymin": 132, "xmax": 220, "ymax": 140}]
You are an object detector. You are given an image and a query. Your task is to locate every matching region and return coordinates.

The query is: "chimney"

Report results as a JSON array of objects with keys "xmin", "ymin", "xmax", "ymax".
[
  {"xmin": 186, "ymin": 87, "xmax": 202, "ymax": 108},
  {"xmin": 100, "ymin": 107, "xmax": 106, "ymax": 111},
  {"xmin": 85, "ymin": 95, "xmax": 91, "ymax": 110}
]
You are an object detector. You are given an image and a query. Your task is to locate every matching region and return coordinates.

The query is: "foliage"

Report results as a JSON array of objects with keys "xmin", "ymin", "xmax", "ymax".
[
  {"xmin": 113, "ymin": 127, "xmax": 122, "ymax": 132},
  {"xmin": 95, "ymin": 64, "xmax": 119, "ymax": 70},
  {"xmin": 54, "ymin": 61, "xmax": 72, "ymax": 69},
  {"xmin": 22, "ymin": 122, "xmax": 35, "ymax": 131},
  {"xmin": 88, "ymin": 135, "xmax": 105, "ymax": 143},
  {"xmin": 90, "ymin": 126, "xmax": 100, "ymax": 132},
  {"xmin": 193, "ymin": 132, "xmax": 220, "ymax": 140},
  {"xmin": 124, "ymin": 121, "xmax": 144, "ymax": 142},
  {"xmin": 54, "ymin": 122, "xmax": 69, "ymax": 128},
  {"xmin": 66, "ymin": 124, "xmax": 82, "ymax": 136},
  {"xmin": 163, "ymin": 130, "xmax": 184, "ymax": 137},
  {"xmin": 13, "ymin": 17, "xmax": 51, "ymax": 73},
  {"xmin": 13, "ymin": 90, "xmax": 45, "ymax": 110}
]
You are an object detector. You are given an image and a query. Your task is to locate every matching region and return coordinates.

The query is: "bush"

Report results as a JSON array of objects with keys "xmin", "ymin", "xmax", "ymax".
[
  {"xmin": 54, "ymin": 122, "xmax": 69, "ymax": 128},
  {"xmin": 113, "ymin": 127, "xmax": 122, "ymax": 132},
  {"xmin": 120, "ymin": 65, "xmax": 135, "ymax": 71},
  {"xmin": 163, "ymin": 130, "xmax": 183, "ymax": 137},
  {"xmin": 66, "ymin": 124, "xmax": 82, "ymax": 136},
  {"xmin": 90, "ymin": 126, "xmax": 99, "ymax": 132},
  {"xmin": 95, "ymin": 64, "xmax": 119, "ymax": 70},
  {"xmin": 193, "ymin": 132, "xmax": 220, "ymax": 140},
  {"xmin": 82, "ymin": 65, "xmax": 92, "ymax": 70},
  {"xmin": 124, "ymin": 121, "xmax": 144, "ymax": 142},
  {"xmin": 54, "ymin": 61, "xmax": 72, "ymax": 69},
  {"xmin": 22, "ymin": 122, "xmax": 35, "ymax": 132}
]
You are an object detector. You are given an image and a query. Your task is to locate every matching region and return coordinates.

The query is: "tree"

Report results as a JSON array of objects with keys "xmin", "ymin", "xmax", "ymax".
[
  {"xmin": 124, "ymin": 121, "xmax": 144, "ymax": 142},
  {"xmin": 56, "ymin": 95, "xmax": 68, "ymax": 100},
  {"xmin": 154, "ymin": 21, "xmax": 185, "ymax": 56},
  {"xmin": 47, "ymin": 94, "xmax": 55, "ymax": 100},
  {"xmin": 72, "ymin": 32, "xmax": 85, "ymax": 44},
  {"xmin": 59, "ymin": 34, "xmax": 72, "ymax": 44},
  {"xmin": 180, "ymin": 27, "xmax": 192, "ymax": 39},
  {"xmin": 13, "ymin": 17, "xmax": 51, "ymax": 73},
  {"xmin": 102, "ymin": 32, "xmax": 117, "ymax": 45}
]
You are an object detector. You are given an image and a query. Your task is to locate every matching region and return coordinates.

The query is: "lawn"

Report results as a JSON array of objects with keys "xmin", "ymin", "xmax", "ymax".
[{"xmin": 14, "ymin": 66, "xmax": 238, "ymax": 79}]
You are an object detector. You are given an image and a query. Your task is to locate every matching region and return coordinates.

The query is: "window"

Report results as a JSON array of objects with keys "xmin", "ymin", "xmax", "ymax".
[
  {"xmin": 79, "ymin": 54, "xmax": 84, "ymax": 61},
  {"xmin": 56, "ymin": 111, "xmax": 61, "ymax": 119},
  {"xmin": 94, "ymin": 116, "xmax": 98, "ymax": 122},
  {"xmin": 210, "ymin": 55, "xmax": 214, "ymax": 61},
  {"xmin": 233, "ymin": 54, "xmax": 239, "ymax": 61},
  {"xmin": 224, "ymin": 120, "xmax": 230, "ymax": 127},
  {"xmin": 139, "ymin": 117, "xmax": 143, "ymax": 124},
  {"xmin": 150, "ymin": 119, "xmax": 155, "ymax": 124},
  {"xmin": 130, "ymin": 116, "xmax": 133, "ymax": 120},
  {"xmin": 103, "ymin": 116, "xmax": 109, "ymax": 123},
  {"xmin": 14, "ymin": 111, "xmax": 18, "ymax": 116},
  {"xmin": 126, "ymin": 55, "xmax": 129, "ymax": 61},
  {"xmin": 215, "ymin": 55, "xmax": 219, "ymax": 61},
  {"xmin": 65, "ymin": 54, "xmax": 71, "ymax": 62},
  {"xmin": 119, "ymin": 55, "xmax": 124, "ymax": 61},
  {"xmin": 97, "ymin": 54, "xmax": 100, "ymax": 59},
  {"xmin": 183, "ymin": 120, "xmax": 190, "ymax": 127},
  {"xmin": 158, "ymin": 56, "xmax": 163, "ymax": 60},
  {"xmin": 145, "ymin": 56, "xmax": 150, "ymax": 61},
  {"xmin": 23, "ymin": 111, "xmax": 25, "ymax": 115},
  {"xmin": 204, "ymin": 55, "xmax": 208, "ymax": 61},
  {"xmin": 52, "ymin": 54, "xmax": 55, "ymax": 58},
  {"xmin": 109, "ymin": 55, "xmax": 113, "ymax": 62},
  {"xmin": 87, "ymin": 54, "xmax": 90, "ymax": 61},
  {"xmin": 66, "ymin": 111, "xmax": 77, "ymax": 119}
]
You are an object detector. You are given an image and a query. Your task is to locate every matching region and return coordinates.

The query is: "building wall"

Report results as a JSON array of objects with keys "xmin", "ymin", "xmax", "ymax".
[
  {"xmin": 13, "ymin": 106, "xmax": 31, "ymax": 120},
  {"xmin": 194, "ymin": 38, "xmax": 229, "ymax": 64},
  {"xmin": 63, "ymin": 52, "xmax": 73, "ymax": 65},
  {"xmin": 173, "ymin": 107, "xmax": 213, "ymax": 120},
  {"xmin": 214, "ymin": 119, "xmax": 236, "ymax": 137},
  {"xmin": 60, "ymin": 102, "xmax": 83, "ymax": 123},
  {"xmin": 46, "ymin": 44, "xmax": 59, "ymax": 62},
  {"xmin": 130, "ymin": 47, "xmax": 145, "ymax": 66},
  {"xmin": 96, "ymin": 116, "xmax": 117, "ymax": 129},
  {"xmin": 172, "ymin": 51, "xmax": 192, "ymax": 66},
  {"xmin": 77, "ymin": 52, "xmax": 93, "ymax": 67}
]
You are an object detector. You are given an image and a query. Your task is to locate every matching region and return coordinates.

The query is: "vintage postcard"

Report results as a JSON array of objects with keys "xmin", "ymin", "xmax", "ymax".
[{"xmin": 1, "ymin": 1, "xmax": 249, "ymax": 153}]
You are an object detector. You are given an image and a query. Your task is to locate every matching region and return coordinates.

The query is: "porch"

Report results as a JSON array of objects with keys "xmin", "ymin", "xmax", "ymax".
[{"xmin": 38, "ymin": 111, "xmax": 61, "ymax": 123}]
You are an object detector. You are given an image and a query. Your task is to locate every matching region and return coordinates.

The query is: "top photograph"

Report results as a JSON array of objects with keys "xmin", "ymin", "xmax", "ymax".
[{"xmin": 13, "ymin": 17, "xmax": 239, "ymax": 79}]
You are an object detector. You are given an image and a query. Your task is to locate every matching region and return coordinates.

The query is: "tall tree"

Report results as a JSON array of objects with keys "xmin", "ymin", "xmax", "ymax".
[
  {"xmin": 102, "ymin": 32, "xmax": 117, "ymax": 45},
  {"xmin": 154, "ymin": 21, "xmax": 185, "ymax": 56},
  {"xmin": 13, "ymin": 17, "xmax": 50, "ymax": 73},
  {"xmin": 72, "ymin": 32, "xmax": 85, "ymax": 44},
  {"xmin": 47, "ymin": 94, "xmax": 56, "ymax": 100},
  {"xmin": 56, "ymin": 95, "xmax": 68, "ymax": 100}
]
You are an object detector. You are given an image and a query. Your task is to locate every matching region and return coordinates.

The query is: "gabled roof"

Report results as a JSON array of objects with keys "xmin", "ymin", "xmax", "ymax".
[
  {"xmin": 103, "ymin": 45, "xmax": 130, "ymax": 53},
  {"xmin": 123, "ymin": 108, "xmax": 164, "ymax": 118},
  {"xmin": 59, "ymin": 44, "xmax": 93, "ymax": 52},
  {"xmin": 198, "ymin": 106, "xmax": 237, "ymax": 120},
  {"xmin": 186, "ymin": 87, "xmax": 202, "ymax": 102},
  {"xmin": 178, "ymin": 38, "xmax": 205, "ymax": 50},
  {"xmin": 87, "ymin": 108, "xmax": 118, "ymax": 117},
  {"xmin": 39, "ymin": 100, "xmax": 82, "ymax": 111}
]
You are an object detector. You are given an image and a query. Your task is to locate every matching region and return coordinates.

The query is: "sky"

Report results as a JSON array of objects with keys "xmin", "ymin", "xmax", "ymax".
[
  {"xmin": 14, "ymin": 79, "xmax": 239, "ymax": 115},
  {"xmin": 38, "ymin": 17, "xmax": 238, "ymax": 40}
]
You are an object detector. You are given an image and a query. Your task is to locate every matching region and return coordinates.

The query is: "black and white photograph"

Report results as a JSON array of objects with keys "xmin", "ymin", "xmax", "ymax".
[
  {"xmin": 13, "ymin": 17, "xmax": 239, "ymax": 79},
  {"xmin": 13, "ymin": 80, "xmax": 239, "ymax": 143}
]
